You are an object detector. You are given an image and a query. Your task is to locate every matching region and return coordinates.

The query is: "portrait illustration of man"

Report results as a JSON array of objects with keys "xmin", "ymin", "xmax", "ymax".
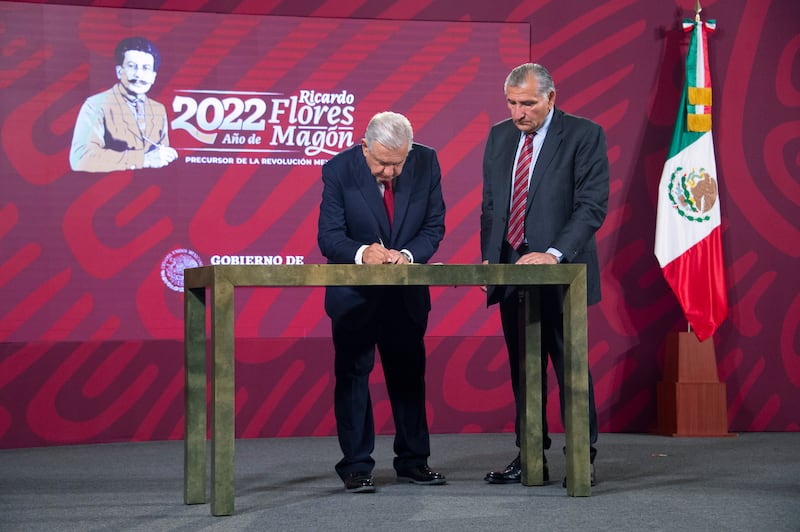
[{"xmin": 69, "ymin": 36, "xmax": 177, "ymax": 172}]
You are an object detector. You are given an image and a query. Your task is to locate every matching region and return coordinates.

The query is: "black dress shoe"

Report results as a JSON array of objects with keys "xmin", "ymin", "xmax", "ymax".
[
  {"xmin": 562, "ymin": 463, "xmax": 596, "ymax": 488},
  {"xmin": 396, "ymin": 464, "xmax": 446, "ymax": 485},
  {"xmin": 343, "ymin": 472, "xmax": 375, "ymax": 493},
  {"xmin": 484, "ymin": 454, "xmax": 549, "ymax": 484}
]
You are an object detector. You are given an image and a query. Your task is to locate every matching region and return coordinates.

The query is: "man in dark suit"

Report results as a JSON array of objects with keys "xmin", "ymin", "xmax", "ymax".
[
  {"xmin": 480, "ymin": 63, "xmax": 608, "ymax": 487},
  {"xmin": 318, "ymin": 111, "xmax": 447, "ymax": 493}
]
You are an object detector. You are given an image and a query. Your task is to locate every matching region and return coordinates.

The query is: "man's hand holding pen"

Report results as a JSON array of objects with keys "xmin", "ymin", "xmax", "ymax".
[
  {"xmin": 142, "ymin": 134, "xmax": 178, "ymax": 168},
  {"xmin": 363, "ymin": 241, "xmax": 409, "ymax": 265}
]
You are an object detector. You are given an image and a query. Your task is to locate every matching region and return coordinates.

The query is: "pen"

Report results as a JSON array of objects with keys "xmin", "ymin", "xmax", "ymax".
[{"xmin": 142, "ymin": 133, "xmax": 164, "ymax": 148}]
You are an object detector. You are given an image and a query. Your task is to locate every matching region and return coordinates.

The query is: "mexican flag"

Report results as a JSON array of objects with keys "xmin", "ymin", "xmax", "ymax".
[{"xmin": 654, "ymin": 12, "xmax": 727, "ymax": 342}]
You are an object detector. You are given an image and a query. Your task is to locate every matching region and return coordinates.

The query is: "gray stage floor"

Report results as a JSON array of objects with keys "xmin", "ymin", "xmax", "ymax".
[{"xmin": 1, "ymin": 432, "xmax": 798, "ymax": 531}]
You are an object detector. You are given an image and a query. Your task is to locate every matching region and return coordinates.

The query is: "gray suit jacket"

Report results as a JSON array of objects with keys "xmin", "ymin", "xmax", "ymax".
[{"xmin": 480, "ymin": 108, "xmax": 609, "ymax": 306}]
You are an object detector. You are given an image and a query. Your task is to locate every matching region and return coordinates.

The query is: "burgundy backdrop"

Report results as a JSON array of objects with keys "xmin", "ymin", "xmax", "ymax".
[{"xmin": 1, "ymin": 0, "xmax": 798, "ymax": 448}]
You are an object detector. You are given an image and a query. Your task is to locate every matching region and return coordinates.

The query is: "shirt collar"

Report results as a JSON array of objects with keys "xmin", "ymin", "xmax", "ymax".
[
  {"xmin": 116, "ymin": 83, "xmax": 146, "ymax": 105},
  {"xmin": 528, "ymin": 106, "xmax": 554, "ymax": 140}
]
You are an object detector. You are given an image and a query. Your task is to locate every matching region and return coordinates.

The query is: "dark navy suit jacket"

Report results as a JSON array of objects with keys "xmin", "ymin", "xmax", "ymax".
[
  {"xmin": 318, "ymin": 142, "xmax": 446, "ymax": 322},
  {"xmin": 480, "ymin": 108, "xmax": 609, "ymax": 306}
]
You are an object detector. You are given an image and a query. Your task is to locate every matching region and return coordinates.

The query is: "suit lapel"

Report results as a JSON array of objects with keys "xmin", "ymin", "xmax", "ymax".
[
  {"xmin": 390, "ymin": 154, "xmax": 415, "ymax": 241},
  {"xmin": 527, "ymin": 108, "xmax": 562, "ymax": 204},
  {"xmin": 112, "ymin": 85, "xmax": 145, "ymax": 148},
  {"xmin": 143, "ymin": 99, "xmax": 162, "ymax": 145},
  {"xmin": 497, "ymin": 125, "xmax": 519, "ymax": 212},
  {"xmin": 356, "ymin": 156, "xmax": 391, "ymax": 239}
]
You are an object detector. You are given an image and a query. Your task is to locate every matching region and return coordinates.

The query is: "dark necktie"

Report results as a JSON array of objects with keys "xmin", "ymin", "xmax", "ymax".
[
  {"xmin": 507, "ymin": 132, "xmax": 535, "ymax": 250},
  {"xmin": 383, "ymin": 180, "xmax": 394, "ymax": 225},
  {"xmin": 135, "ymin": 98, "xmax": 146, "ymax": 127}
]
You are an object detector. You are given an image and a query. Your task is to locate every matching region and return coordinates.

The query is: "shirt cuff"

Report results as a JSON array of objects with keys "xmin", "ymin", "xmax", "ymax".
[
  {"xmin": 400, "ymin": 249, "xmax": 413, "ymax": 263},
  {"xmin": 355, "ymin": 245, "xmax": 368, "ymax": 265},
  {"xmin": 546, "ymin": 247, "xmax": 563, "ymax": 263}
]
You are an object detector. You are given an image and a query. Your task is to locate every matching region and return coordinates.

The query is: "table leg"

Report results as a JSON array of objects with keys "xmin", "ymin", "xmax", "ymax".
[
  {"xmin": 210, "ymin": 279, "xmax": 235, "ymax": 516},
  {"xmin": 564, "ymin": 271, "xmax": 591, "ymax": 496},
  {"xmin": 520, "ymin": 288, "xmax": 544, "ymax": 485},
  {"xmin": 184, "ymin": 286, "xmax": 206, "ymax": 505}
]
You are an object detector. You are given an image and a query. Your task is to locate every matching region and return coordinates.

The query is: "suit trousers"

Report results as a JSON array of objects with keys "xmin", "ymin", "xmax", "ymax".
[
  {"xmin": 331, "ymin": 286, "xmax": 431, "ymax": 479},
  {"xmin": 497, "ymin": 243, "xmax": 599, "ymax": 461}
]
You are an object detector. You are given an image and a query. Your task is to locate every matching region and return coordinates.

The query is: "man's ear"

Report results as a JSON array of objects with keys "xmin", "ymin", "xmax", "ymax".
[{"xmin": 116, "ymin": 65, "xmax": 123, "ymax": 80}]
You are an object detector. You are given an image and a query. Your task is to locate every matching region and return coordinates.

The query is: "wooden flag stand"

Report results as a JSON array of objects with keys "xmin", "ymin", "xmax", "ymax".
[{"xmin": 656, "ymin": 331, "xmax": 733, "ymax": 436}]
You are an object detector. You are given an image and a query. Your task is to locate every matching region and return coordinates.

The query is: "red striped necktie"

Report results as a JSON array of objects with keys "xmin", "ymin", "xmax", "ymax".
[{"xmin": 507, "ymin": 132, "xmax": 535, "ymax": 250}]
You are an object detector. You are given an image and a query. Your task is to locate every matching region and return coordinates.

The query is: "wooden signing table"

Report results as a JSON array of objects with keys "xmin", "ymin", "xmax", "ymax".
[{"xmin": 183, "ymin": 264, "xmax": 591, "ymax": 516}]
